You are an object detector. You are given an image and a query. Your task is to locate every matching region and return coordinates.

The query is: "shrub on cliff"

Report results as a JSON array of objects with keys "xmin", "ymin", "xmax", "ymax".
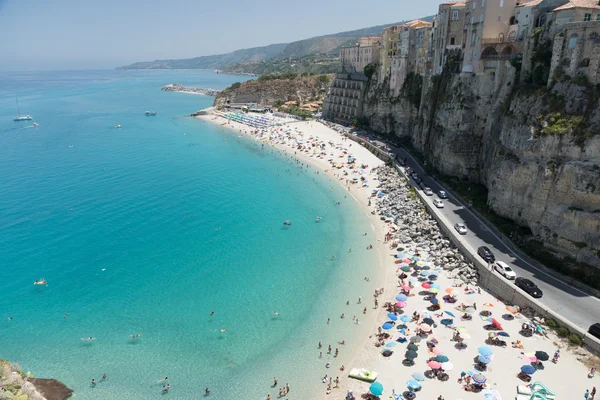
[
  {"xmin": 364, "ymin": 63, "xmax": 377, "ymax": 80},
  {"xmin": 317, "ymin": 74, "xmax": 331, "ymax": 84},
  {"xmin": 229, "ymin": 82, "xmax": 241, "ymax": 90}
]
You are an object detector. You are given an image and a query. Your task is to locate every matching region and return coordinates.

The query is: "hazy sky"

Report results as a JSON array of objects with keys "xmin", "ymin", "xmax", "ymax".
[{"xmin": 0, "ymin": 0, "xmax": 442, "ymax": 71}]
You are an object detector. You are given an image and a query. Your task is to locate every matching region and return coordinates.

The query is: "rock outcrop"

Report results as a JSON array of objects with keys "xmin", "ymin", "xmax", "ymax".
[
  {"xmin": 362, "ymin": 66, "xmax": 600, "ymax": 268},
  {"xmin": 161, "ymin": 84, "xmax": 220, "ymax": 96}
]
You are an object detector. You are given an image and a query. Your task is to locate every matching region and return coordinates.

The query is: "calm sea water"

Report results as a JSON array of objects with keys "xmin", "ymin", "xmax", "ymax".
[{"xmin": 0, "ymin": 70, "xmax": 376, "ymax": 399}]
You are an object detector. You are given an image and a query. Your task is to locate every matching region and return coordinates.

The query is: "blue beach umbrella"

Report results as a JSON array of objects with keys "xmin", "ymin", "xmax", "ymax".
[
  {"xmin": 431, "ymin": 283, "xmax": 441, "ymax": 289},
  {"xmin": 400, "ymin": 315, "xmax": 411, "ymax": 322},
  {"xmin": 407, "ymin": 380, "xmax": 421, "ymax": 390},
  {"xmin": 422, "ymin": 265, "xmax": 431, "ymax": 270},
  {"xmin": 478, "ymin": 355, "xmax": 493, "ymax": 364},
  {"xmin": 386, "ymin": 342, "xmax": 397, "ymax": 347},
  {"xmin": 395, "ymin": 294, "xmax": 407, "ymax": 302},
  {"xmin": 396, "ymin": 253, "xmax": 406, "ymax": 259},
  {"xmin": 478, "ymin": 346, "xmax": 493, "ymax": 356},
  {"xmin": 521, "ymin": 365, "xmax": 536, "ymax": 375},
  {"xmin": 440, "ymin": 319, "xmax": 454, "ymax": 326},
  {"xmin": 429, "ymin": 275, "xmax": 438, "ymax": 281},
  {"xmin": 412, "ymin": 372, "xmax": 426, "ymax": 381},
  {"xmin": 388, "ymin": 313, "xmax": 398, "ymax": 321},
  {"xmin": 420, "ymin": 270, "xmax": 429, "ymax": 276},
  {"xmin": 436, "ymin": 355, "xmax": 449, "ymax": 363},
  {"xmin": 472, "ymin": 373, "xmax": 486, "ymax": 385},
  {"xmin": 369, "ymin": 382, "xmax": 384, "ymax": 396},
  {"xmin": 430, "ymin": 298, "xmax": 439, "ymax": 305},
  {"xmin": 496, "ymin": 331, "xmax": 510, "ymax": 337},
  {"xmin": 412, "ymin": 257, "xmax": 420, "ymax": 261},
  {"xmin": 444, "ymin": 311, "xmax": 456, "ymax": 318},
  {"xmin": 382, "ymin": 323, "xmax": 394, "ymax": 330},
  {"xmin": 422, "ymin": 317, "xmax": 434, "ymax": 325}
]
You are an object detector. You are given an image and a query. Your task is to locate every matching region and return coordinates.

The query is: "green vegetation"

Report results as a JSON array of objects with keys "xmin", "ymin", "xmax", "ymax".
[
  {"xmin": 556, "ymin": 327, "xmax": 569, "ymax": 338},
  {"xmin": 229, "ymin": 82, "xmax": 241, "ymax": 89},
  {"xmin": 278, "ymin": 105, "xmax": 314, "ymax": 120},
  {"xmin": 568, "ymin": 334, "xmax": 583, "ymax": 346},
  {"xmin": 536, "ymin": 112, "xmax": 584, "ymax": 136},
  {"xmin": 222, "ymin": 54, "xmax": 341, "ymax": 76},
  {"xmin": 545, "ymin": 319, "xmax": 557, "ymax": 329},
  {"xmin": 528, "ymin": 29, "xmax": 552, "ymax": 86},
  {"xmin": 258, "ymin": 72, "xmax": 299, "ymax": 81},
  {"xmin": 402, "ymin": 72, "xmax": 423, "ymax": 109},
  {"xmin": 317, "ymin": 74, "xmax": 331, "ymax": 84},
  {"xmin": 364, "ymin": 63, "xmax": 377, "ymax": 80}
]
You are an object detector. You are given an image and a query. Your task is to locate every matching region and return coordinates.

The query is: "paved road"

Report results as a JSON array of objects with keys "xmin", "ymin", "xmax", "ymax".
[{"xmin": 379, "ymin": 141, "xmax": 600, "ymax": 330}]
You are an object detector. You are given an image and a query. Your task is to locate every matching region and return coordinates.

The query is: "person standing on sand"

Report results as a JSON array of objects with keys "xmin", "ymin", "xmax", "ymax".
[
  {"xmin": 591, "ymin": 387, "xmax": 596, "ymax": 399},
  {"xmin": 585, "ymin": 389, "xmax": 590, "ymax": 399}
]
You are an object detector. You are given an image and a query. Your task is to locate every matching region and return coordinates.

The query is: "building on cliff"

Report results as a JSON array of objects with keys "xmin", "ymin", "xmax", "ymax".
[
  {"xmin": 340, "ymin": 37, "xmax": 382, "ymax": 74},
  {"xmin": 432, "ymin": 1, "xmax": 468, "ymax": 75},
  {"xmin": 547, "ymin": 0, "xmax": 600, "ymax": 85},
  {"xmin": 321, "ymin": 69, "xmax": 368, "ymax": 123}
]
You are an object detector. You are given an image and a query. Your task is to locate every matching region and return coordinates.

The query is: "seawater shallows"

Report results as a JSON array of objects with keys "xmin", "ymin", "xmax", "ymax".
[{"xmin": 0, "ymin": 70, "xmax": 378, "ymax": 399}]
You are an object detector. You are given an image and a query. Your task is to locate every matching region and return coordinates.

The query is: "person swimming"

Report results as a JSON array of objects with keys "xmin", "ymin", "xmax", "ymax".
[
  {"xmin": 273, "ymin": 311, "xmax": 279, "ymax": 316},
  {"xmin": 81, "ymin": 337, "xmax": 96, "ymax": 341},
  {"xmin": 131, "ymin": 333, "xmax": 142, "ymax": 339},
  {"xmin": 220, "ymin": 329, "xmax": 227, "ymax": 333},
  {"xmin": 157, "ymin": 377, "xmax": 168, "ymax": 383}
]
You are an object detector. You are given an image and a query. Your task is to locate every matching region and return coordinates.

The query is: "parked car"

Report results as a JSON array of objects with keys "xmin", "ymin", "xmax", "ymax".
[
  {"xmin": 515, "ymin": 277, "xmax": 543, "ymax": 298},
  {"xmin": 433, "ymin": 199, "xmax": 444, "ymax": 208},
  {"xmin": 477, "ymin": 246, "xmax": 495, "ymax": 263},
  {"xmin": 419, "ymin": 181, "xmax": 428, "ymax": 190},
  {"xmin": 588, "ymin": 323, "xmax": 600, "ymax": 340},
  {"xmin": 423, "ymin": 187, "xmax": 434, "ymax": 196},
  {"xmin": 438, "ymin": 190, "xmax": 448, "ymax": 199},
  {"xmin": 493, "ymin": 261, "xmax": 516, "ymax": 279},
  {"xmin": 454, "ymin": 223, "xmax": 467, "ymax": 235}
]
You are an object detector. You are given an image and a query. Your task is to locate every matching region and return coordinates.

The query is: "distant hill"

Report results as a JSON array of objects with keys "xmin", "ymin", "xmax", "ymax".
[{"xmin": 119, "ymin": 16, "xmax": 434, "ymax": 71}]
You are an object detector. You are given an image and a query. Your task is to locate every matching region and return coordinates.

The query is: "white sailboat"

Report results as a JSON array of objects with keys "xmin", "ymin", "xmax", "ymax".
[{"xmin": 13, "ymin": 97, "xmax": 32, "ymax": 121}]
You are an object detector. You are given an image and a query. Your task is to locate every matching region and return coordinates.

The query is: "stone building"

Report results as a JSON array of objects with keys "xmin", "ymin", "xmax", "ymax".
[
  {"xmin": 432, "ymin": 1, "xmax": 467, "ymax": 75},
  {"xmin": 548, "ymin": 0, "xmax": 600, "ymax": 85},
  {"xmin": 380, "ymin": 25, "xmax": 405, "ymax": 78},
  {"xmin": 321, "ymin": 70, "xmax": 369, "ymax": 123},
  {"xmin": 340, "ymin": 36, "xmax": 382, "ymax": 74}
]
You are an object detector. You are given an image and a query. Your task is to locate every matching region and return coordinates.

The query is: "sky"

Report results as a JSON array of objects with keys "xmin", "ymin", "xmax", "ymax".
[{"xmin": 0, "ymin": 0, "xmax": 443, "ymax": 71}]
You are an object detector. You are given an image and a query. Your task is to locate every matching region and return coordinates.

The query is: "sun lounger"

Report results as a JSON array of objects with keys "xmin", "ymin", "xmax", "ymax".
[{"xmin": 348, "ymin": 368, "xmax": 378, "ymax": 382}]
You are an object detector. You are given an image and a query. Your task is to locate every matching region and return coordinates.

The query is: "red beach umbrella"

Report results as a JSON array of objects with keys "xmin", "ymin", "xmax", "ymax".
[
  {"xmin": 427, "ymin": 361, "xmax": 442, "ymax": 369},
  {"xmin": 490, "ymin": 318, "xmax": 503, "ymax": 330},
  {"xmin": 421, "ymin": 283, "xmax": 431, "ymax": 289},
  {"xmin": 402, "ymin": 285, "xmax": 412, "ymax": 291},
  {"xmin": 396, "ymin": 301, "xmax": 408, "ymax": 308}
]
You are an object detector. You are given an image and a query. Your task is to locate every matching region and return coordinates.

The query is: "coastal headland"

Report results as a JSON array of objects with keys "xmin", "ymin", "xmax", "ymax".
[{"xmin": 161, "ymin": 83, "xmax": 220, "ymax": 96}]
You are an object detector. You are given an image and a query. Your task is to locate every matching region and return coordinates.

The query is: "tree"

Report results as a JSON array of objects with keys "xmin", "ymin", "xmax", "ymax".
[
  {"xmin": 317, "ymin": 74, "xmax": 331, "ymax": 84},
  {"xmin": 229, "ymin": 82, "xmax": 241, "ymax": 90},
  {"xmin": 364, "ymin": 63, "xmax": 377, "ymax": 80}
]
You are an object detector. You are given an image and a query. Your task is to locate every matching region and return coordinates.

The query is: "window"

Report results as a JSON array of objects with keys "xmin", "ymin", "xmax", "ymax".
[
  {"xmin": 450, "ymin": 37, "xmax": 456, "ymax": 45},
  {"xmin": 498, "ymin": 15, "xmax": 502, "ymax": 21},
  {"xmin": 482, "ymin": 0, "xmax": 485, "ymax": 5},
  {"xmin": 473, "ymin": 1, "xmax": 476, "ymax": 9},
  {"xmin": 568, "ymin": 34, "xmax": 578, "ymax": 49},
  {"xmin": 480, "ymin": 15, "xmax": 484, "ymax": 23},
  {"xmin": 471, "ymin": 16, "xmax": 475, "ymax": 24},
  {"xmin": 584, "ymin": 13, "xmax": 592, "ymax": 21},
  {"xmin": 452, "ymin": 10, "xmax": 459, "ymax": 20},
  {"xmin": 471, "ymin": 31, "xmax": 477, "ymax": 45},
  {"xmin": 500, "ymin": 0, "xmax": 503, "ymax": 6}
]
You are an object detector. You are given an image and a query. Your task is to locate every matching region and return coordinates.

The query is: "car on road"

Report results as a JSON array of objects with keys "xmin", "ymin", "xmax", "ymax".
[
  {"xmin": 438, "ymin": 190, "xmax": 448, "ymax": 199},
  {"xmin": 514, "ymin": 277, "xmax": 543, "ymax": 298},
  {"xmin": 423, "ymin": 187, "xmax": 434, "ymax": 196},
  {"xmin": 493, "ymin": 261, "xmax": 516, "ymax": 279},
  {"xmin": 477, "ymin": 246, "xmax": 495, "ymax": 263},
  {"xmin": 412, "ymin": 174, "xmax": 422, "ymax": 184},
  {"xmin": 588, "ymin": 323, "xmax": 600, "ymax": 340},
  {"xmin": 419, "ymin": 181, "xmax": 428, "ymax": 190},
  {"xmin": 433, "ymin": 199, "xmax": 444, "ymax": 208},
  {"xmin": 454, "ymin": 223, "xmax": 467, "ymax": 235}
]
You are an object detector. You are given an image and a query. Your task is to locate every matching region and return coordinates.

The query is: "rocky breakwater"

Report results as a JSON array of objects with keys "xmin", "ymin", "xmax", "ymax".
[
  {"xmin": 375, "ymin": 166, "xmax": 480, "ymax": 285},
  {"xmin": 161, "ymin": 84, "xmax": 220, "ymax": 97},
  {"xmin": 0, "ymin": 359, "xmax": 73, "ymax": 400}
]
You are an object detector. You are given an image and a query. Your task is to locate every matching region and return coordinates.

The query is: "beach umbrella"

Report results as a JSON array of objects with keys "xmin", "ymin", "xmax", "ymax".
[
  {"xmin": 429, "ymin": 275, "xmax": 438, "ymax": 281},
  {"xmin": 385, "ymin": 342, "xmax": 397, "ymax": 347},
  {"xmin": 430, "ymin": 298, "xmax": 439, "ymax": 305},
  {"xmin": 427, "ymin": 361, "xmax": 442, "ymax": 369},
  {"xmin": 412, "ymin": 372, "xmax": 426, "ymax": 381},
  {"xmin": 506, "ymin": 305, "xmax": 520, "ymax": 313},
  {"xmin": 483, "ymin": 302, "xmax": 494, "ymax": 307},
  {"xmin": 429, "ymin": 288, "xmax": 439, "ymax": 294},
  {"xmin": 433, "ymin": 347, "xmax": 443, "ymax": 355},
  {"xmin": 465, "ymin": 307, "xmax": 476, "ymax": 314},
  {"xmin": 435, "ymin": 355, "xmax": 449, "ymax": 363},
  {"xmin": 397, "ymin": 324, "xmax": 408, "ymax": 330},
  {"xmin": 420, "ymin": 270, "xmax": 429, "ymax": 276},
  {"xmin": 489, "ymin": 318, "xmax": 503, "ymax": 330},
  {"xmin": 382, "ymin": 323, "xmax": 394, "ymax": 330},
  {"xmin": 455, "ymin": 327, "xmax": 468, "ymax": 333},
  {"xmin": 441, "ymin": 361, "xmax": 454, "ymax": 371},
  {"xmin": 535, "ymin": 351, "xmax": 549, "ymax": 361},
  {"xmin": 401, "ymin": 266, "xmax": 411, "ymax": 272},
  {"xmin": 410, "ymin": 336, "xmax": 421, "ymax": 343},
  {"xmin": 472, "ymin": 373, "xmax": 487, "ymax": 385},
  {"xmin": 422, "ymin": 317, "xmax": 434, "ymax": 325},
  {"xmin": 422, "ymin": 265, "xmax": 431, "ymax": 270},
  {"xmin": 430, "ymin": 283, "xmax": 441, "ymax": 289},
  {"xmin": 478, "ymin": 346, "xmax": 493, "ymax": 356},
  {"xmin": 521, "ymin": 353, "xmax": 537, "ymax": 363},
  {"xmin": 445, "ymin": 288, "xmax": 455, "ymax": 294},
  {"xmin": 396, "ymin": 247, "xmax": 405, "ymax": 252},
  {"xmin": 428, "ymin": 337, "xmax": 439, "ymax": 345},
  {"xmin": 419, "ymin": 324, "xmax": 432, "ymax": 332},
  {"xmin": 496, "ymin": 331, "xmax": 510, "ymax": 337},
  {"xmin": 395, "ymin": 294, "xmax": 407, "ymax": 302},
  {"xmin": 478, "ymin": 355, "xmax": 493, "ymax": 364},
  {"xmin": 444, "ymin": 311, "xmax": 455, "ymax": 318},
  {"xmin": 421, "ymin": 282, "xmax": 431, "ymax": 289},
  {"xmin": 405, "ymin": 350, "xmax": 418, "ymax": 360},
  {"xmin": 440, "ymin": 319, "xmax": 454, "ymax": 326},
  {"xmin": 369, "ymin": 382, "xmax": 384, "ymax": 396},
  {"xmin": 400, "ymin": 315, "xmax": 411, "ymax": 322},
  {"xmin": 403, "ymin": 258, "xmax": 413, "ymax": 264},
  {"xmin": 521, "ymin": 365, "xmax": 536, "ymax": 375},
  {"xmin": 401, "ymin": 285, "xmax": 412, "ymax": 292},
  {"xmin": 406, "ymin": 380, "xmax": 421, "ymax": 390},
  {"xmin": 413, "ymin": 265, "xmax": 422, "ymax": 270},
  {"xmin": 396, "ymin": 301, "xmax": 407, "ymax": 308},
  {"xmin": 388, "ymin": 313, "xmax": 398, "ymax": 321},
  {"xmin": 407, "ymin": 343, "xmax": 419, "ymax": 351},
  {"xmin": 412, "ymin": 256, "xmax": 420, "ymax": 261}
]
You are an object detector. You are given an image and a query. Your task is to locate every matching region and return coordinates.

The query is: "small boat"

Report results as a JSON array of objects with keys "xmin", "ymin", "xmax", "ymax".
[
  {"xmin": 115, "ymin": 124, "xmax": 122, "ymax": 128},
  {"xmin": 34, "ymin": 278, "xmax": 48, "ymax": 286},
  {"xmin": 316, "ymin": 216, "xmax": 322, "ymax": 221},
  {"xmin": 283, "ymin": 220, "xmax": 291, "ymax": 226},
  {"xmin": 145, "ymin": 111, "xmax": 157, "ymax": 116},
  {"xmin": 13, "ymin": 97, "xmax": 32, "ymax": 121}
]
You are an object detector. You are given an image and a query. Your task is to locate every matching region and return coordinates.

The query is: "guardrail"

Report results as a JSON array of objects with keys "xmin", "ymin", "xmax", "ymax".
[{"xmin": 345, "ymin": 130, "xmax": 600, "ymax": 356}]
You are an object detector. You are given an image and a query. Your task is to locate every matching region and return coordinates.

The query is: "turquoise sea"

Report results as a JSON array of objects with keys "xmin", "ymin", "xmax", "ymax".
[{"xmin": 0, "ymin": 70, "xmax": 376, "ymax": 399}]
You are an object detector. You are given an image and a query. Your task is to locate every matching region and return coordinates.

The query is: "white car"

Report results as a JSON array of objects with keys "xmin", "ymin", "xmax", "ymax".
[
  {"xmin": 423, "ymin": 187, "xmax": 434, "ymax": 196},
  {"xmin": 493, "ymin": 261, "xmax": 517, "ymax": 279},
  {"xmin": 433, "ymin": 199, "xmax": 444, "ymax": 208},
  {"xmin": 454, "ymin": 223, "xmax": 467, "ymax": 235}
]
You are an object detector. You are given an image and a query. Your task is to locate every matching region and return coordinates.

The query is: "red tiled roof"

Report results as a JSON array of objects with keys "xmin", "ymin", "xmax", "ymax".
[
  {"xmin": 553, "ymin": 0, "xmax": 600, "ymax": 11},
  {"xmin": 517, "ymin": 0, "xmax": 543, "ymax": 7}
]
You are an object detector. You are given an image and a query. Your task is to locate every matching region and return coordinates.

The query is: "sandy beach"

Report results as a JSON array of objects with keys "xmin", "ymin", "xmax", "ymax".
[{"xmin": 196, "ymin": 111, "xmax": 599, "ymax": 400}]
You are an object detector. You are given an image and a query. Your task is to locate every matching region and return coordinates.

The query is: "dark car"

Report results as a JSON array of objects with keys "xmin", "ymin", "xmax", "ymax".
[
  {"xmin": 589, "ymin": 323, "xmax": 600, "ymax": 340},
  {"xmin": 477, "ymin": 246, "xmax": 495, "ymax": 263},
  {"xmin": 514, "ymin": 277, "xmax": 543, "ymax": 298}
]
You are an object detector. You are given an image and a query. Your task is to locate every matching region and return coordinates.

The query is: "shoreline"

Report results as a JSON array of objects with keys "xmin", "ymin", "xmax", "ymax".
[{"xmin": 195, "ymin": 111, "xmax": 395, "ymax": 399}]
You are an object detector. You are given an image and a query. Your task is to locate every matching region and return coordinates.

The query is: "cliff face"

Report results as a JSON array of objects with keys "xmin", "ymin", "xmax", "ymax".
[
  {"xmin": 363, "ymin": 65, "xmax": 600, "ymax": 267},
  {"xmin": 213, "ymin": 76, "xmax": 332, "ymax": 108}
]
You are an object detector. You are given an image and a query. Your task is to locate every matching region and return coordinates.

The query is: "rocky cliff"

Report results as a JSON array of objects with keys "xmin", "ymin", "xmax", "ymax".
[
  {"xmin": 362, "ymin": 64, "xmax": 600, "ymax": 268},
  {"xmin": 213, "ymin": 75, "xmax": 332, "ymax": 108}
]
